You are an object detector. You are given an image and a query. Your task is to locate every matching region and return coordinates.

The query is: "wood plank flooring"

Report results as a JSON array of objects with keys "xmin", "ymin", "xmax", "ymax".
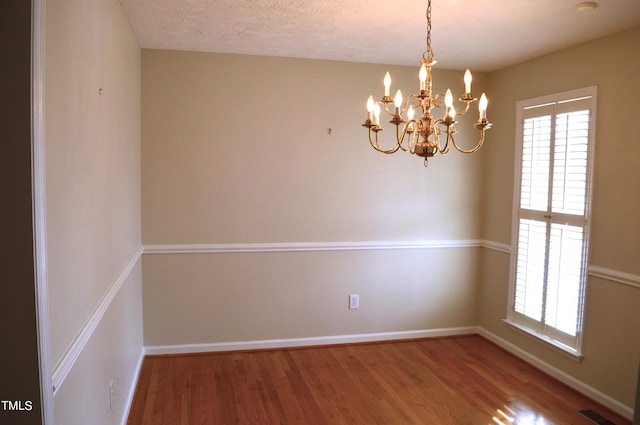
[{"xmin": 126, "ymin": 335, "xmax": 631, "ymax": 424}]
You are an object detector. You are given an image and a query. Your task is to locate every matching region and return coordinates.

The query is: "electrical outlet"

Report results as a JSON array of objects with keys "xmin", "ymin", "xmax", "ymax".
[
  {"xmin": 109, "ymin": 380, "xmax": 114, "ymax": 410},
  {"xmin": 349, "ymin": 294, "xmax": 359, "ymax": 309}
]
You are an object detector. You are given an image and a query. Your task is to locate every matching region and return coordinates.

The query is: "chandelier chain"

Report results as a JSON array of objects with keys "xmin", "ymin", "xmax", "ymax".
[{"xmin": 424, "ymin": 0, "xmax": 434, "ymax": 61}]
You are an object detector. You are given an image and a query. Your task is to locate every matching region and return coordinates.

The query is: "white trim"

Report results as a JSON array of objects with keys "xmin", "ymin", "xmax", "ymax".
[
  {"xmin": 144, "ymin": 327, "xmax": 479, "ymax": 356},
  {"xmin": 464, "ymin": 240, "xmax": 640, "ymax": 289},
  {"xmin": 480, "ymin": 240, "xmax": 511, "ymax": 253},
  {"xmin": 119, "ymin": 348, "xmax": 145, "ymax": 425},
  {"xmin": 51, "ymin": 247, "xmax": 143, "ymax": 394},
  {"xmin": 588, "ymin": 265, "xmax": 640, "ymax": 289},
  {"xmin": 502, "ymin": 319, "xmax": 583, "ymax": 360},
  {"xmin": 143, "ymin": 240, "xmax": 487, "ymax": 255},
  {"xmin": 31, "ymin": 0, "xmax": 54, "ymax": 422},
  {"xmin": 478, "ymin": 327, "xmax": 633, "ymax": 420},
  {"xmin": 142, "ymin": 241, "xmax": 639, "ymax": 290}
]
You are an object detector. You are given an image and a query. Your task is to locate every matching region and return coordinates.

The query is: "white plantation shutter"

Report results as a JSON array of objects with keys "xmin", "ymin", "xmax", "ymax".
[
  {"xmin": 509, "ymin": 88, "xmax": 596, "ymax": 354},
  {"xmin": 520, "ymin": 114, "xmax": 551, "ymax": 212},
  {"xmin": 514, "ymin": 219, "xmax": 546, "ymax": 321},
  {"xmin": 553, "ymin": 110, "xmax": 590, "ymax": 215},
  {"xmin": 546, "ymin": 223, "xmax": 584, "ymax": 339}
]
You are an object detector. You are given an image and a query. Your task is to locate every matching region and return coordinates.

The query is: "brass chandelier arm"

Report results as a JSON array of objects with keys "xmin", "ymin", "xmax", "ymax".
[
  {"xmin": 381, "ymin": 94, "xmax": 421, "ymax": 118},
  {"xmin": 453, "ymin": 99, "xmax": 473, "ymax": 116},
  {"xmin": 433, "ymin": 92, "xmax": 475, "ymax": 117},
  {"xmin": 440, "ymin": 131, "xmax": 453, "ymax": 155},
  {"xmin": 368, "ymin": 128, "xmax": 401, "ymax": 154},
  {"xmin": 433, "ymin": 120, "xmax": 452, "ymax": 155},
  {"xmin": 396, "ymin": 120, "xmax": 416, "ymax": 152},
  {"xmin": 432, "ymin": 92, "xmax": 447, "ymax": 108},
  {"xmin": 381, "ymin": 102, "xmax": 396, "ymax": 116},
  {"xmin": 367, "ymin": 117, "xmax": 419, "ymax": 154},
  {"xmin": 448, "ymin": 127, "xmax": 487, "ymax": 154}
]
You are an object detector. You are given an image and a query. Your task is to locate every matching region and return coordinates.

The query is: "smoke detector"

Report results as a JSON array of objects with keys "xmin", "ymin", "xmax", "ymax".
[{"xmin": 576, "ymin": 2, "xmax": 598, "ymax": 12}]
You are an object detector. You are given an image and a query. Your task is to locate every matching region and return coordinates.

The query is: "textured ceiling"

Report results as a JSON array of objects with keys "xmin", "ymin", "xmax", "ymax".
[{"xmin": 119, "ymin": 0, "xmax": 640, "ymax": 71}]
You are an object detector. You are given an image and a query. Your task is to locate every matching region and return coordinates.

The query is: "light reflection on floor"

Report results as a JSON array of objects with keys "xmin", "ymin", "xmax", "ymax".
[
  {"xmin": 492, "ymin": 406, "xmax": 515, "ymax": 424},
  {"xmin": 490, "ymin": 404, "xmax": 554, "ymax": 425}
]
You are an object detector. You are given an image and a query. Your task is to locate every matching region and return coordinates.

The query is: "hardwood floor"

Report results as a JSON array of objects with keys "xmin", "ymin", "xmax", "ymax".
[{"xmin": 126, "ymin": 335, "xmax": 631, "ymax": 424}]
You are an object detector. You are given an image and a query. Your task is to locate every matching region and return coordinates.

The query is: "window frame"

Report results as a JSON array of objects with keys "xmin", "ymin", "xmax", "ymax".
[{"xmin": 507, "ymin": 86, "xmax": 597, "ymax": 359}]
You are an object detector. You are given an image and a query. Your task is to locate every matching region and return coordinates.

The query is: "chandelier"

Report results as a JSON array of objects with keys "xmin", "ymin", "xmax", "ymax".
[{"xmin": 362, "ymin": 0, "xmax": 491, "ymax": 166}]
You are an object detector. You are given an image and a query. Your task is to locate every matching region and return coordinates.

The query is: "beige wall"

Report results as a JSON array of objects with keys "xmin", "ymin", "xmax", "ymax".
[
  {"xmin": 143, "ymin": 248, "xmax": 479, "ymax": 346},
  {"xmin": 45, "ymin": 0, "xmax": 143, "ymax": 423},
  {"xmin": 141, "ymin": 50, "xmax": 487, "ymax": 346},
  {"xmin": 141, "ymin": 51, "xmax": 486, "ymax": 244},
  {"xmin": 479, "ymin": 27, "xmax": 640, "ymax": 408}
]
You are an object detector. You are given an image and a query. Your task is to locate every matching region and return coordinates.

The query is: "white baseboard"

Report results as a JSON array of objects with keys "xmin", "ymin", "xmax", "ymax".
[
  {"xmin": 144, "ymin": 326, "xmax": 479, "ymax": 355},
  {"xmin": 120, "ymin": 347, "xmax": 145, "ymax": 425},
  {"xmin": 477, "ymin": 327, "xmax": 634, "ymax": 420}
]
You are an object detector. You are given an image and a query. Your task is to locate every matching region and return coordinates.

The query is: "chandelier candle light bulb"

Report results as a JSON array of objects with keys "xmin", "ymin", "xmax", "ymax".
[
  {"xmin": 479, "ymin": 93, "xmax": 488, "ymax": 120},
  {"xmin": 444, "ymin": 89, "xmax": 453, "ymax": 108},
  {"xmin": 373, "ymin": 102, "xmax": 381, "ymax": 125},
  {"xmin": 361, "ymin": 0, "xmax": 492, "ymax": 166},
  {"xmin": 394, "ymin": 90, "xmax": 403, "ymax": 115},
  {"xmin": 367, "ymin": 95, "xmax": 374, "ymax": 121},
  {"xmin": 464, "ymin": 69, "xmax": 472, "ymax": 94},
  {"xmin": 384, "ymin": 72, "xmax": 391, "ymax": 97}
]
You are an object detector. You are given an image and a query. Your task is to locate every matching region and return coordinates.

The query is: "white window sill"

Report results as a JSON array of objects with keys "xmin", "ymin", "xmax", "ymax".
[{"xmin": 503, "ymin": 319, "xmax": 584, "ymax": 362}]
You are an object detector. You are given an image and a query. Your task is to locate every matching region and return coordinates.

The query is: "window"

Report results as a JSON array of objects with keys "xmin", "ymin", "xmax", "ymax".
[{"xmin": 508, "ymin": 87, "xmax": 597, "ymax": 356}]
